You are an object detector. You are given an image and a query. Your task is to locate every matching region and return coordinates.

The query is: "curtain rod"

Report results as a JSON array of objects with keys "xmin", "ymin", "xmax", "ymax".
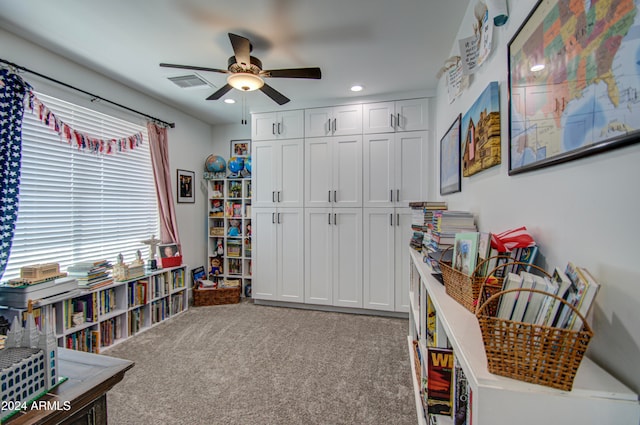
[{"xmin": 0, "ymin": 58, "xmax": 175, "ymax": 129}]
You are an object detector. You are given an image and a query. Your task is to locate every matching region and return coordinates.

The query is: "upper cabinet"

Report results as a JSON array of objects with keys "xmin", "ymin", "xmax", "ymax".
[
  {"xmin": 305, "ymin": 105, "xmax": 363, "ymax": 137},
  {"xmin": 251, "ymin": 110, "xmax": 304, "ymax": 141},
  {"xmin": 363, "ymin": 98, "xmax": 429, "ymax": 134}
]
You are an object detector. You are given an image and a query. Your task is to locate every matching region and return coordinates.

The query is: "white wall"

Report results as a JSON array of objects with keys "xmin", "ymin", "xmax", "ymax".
[
  {"xmin": 433, "ymin": 1, "xmax": 640, "ymax": 393},
  {"xmin": 0, "ymin": 28, "xmax": 214, "ymax": 274}
]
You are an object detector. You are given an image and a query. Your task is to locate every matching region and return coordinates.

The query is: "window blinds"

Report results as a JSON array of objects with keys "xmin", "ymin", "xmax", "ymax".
[{"xmin": 3, "ymin": 93, "xmax": 160, "ymax": 281}]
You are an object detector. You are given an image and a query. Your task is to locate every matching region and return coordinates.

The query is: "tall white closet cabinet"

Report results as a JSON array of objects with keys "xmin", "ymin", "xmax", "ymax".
[{"xmin": 251, "ymin": 97, "xmax": 429, "ymax": 313}]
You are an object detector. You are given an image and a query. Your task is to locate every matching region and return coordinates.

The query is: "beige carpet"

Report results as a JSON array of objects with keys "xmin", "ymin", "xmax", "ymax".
[{"xmin": 105, "ymin": 301, "xmax": 415, "ymax": 425}]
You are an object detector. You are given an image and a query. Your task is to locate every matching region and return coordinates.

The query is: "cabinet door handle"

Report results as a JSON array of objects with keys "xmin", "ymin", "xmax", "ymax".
[
  {"xmin": 397, "ymin": 113, "xmax": 401, "ymax": 129},
  {"xmin": 327, "ymin": 118, "xmax": 331, "ymax": 134},
  {"xmin": 272, "ymin": 123, "xmax": 276, "ymax": 135},
  {"xmin": 328, "ymin": 213, "xmax": 331, "ymax": 225},
  {"xmin": 396, "ymin": 189, "xmax": 400, "ymax": 202},
  {"xmin": 277, "ymin": 191, "xmax": 282, "ymax": 202},
  {"xmin": 272, "ymin": 191, "xmax": 276, "ymax": 202},
  {"xmin": 277, "ymin": 213, "xmax": 281, "ymax": 224},
  {"xmin": 333, "ymin": 190, "xmax": 337, "ymax": 203},
  {"xmin": 277, "ymin": 122, "xmax": 282, "ymax": 134},
  {"xmin": 272, "ymin": 212, "xmax": 275, "ymax": 223},
  {"xmin": 328, "ymin": 190, "xmax": 332, "ymax": 202},
  {"xmin": 397, "ymin": 213, "xmax": 400, "ymax": 226},
  {"xmin": 334, "ymin": 213, "xmax": 337, "ymax": 225},
  {"xmin": 390, "ymin": 190, "xmax": 393, "ymax": 202},
  {"xmin": 390, "ymin": 114, "xmax": 394, "ymax": 129},
  {"xmin": 390, "ymin": 213, "xmax": 393, "ymax": 226}
]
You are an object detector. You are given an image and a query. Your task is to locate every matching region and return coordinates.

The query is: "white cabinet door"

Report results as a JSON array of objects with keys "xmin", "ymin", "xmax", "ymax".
[
  {"xmin": 363, "ymin": 208, "xmax": 395, "ymax": 311},
  {"xmin": 278, "ymin": 139, "xmax": 304, "ymax": 208},
  {"xmin": 252, "ymin": 141, "xmax": 278, "ymax": 208},
  {"xmin": 394, "ymin": 209, "xmax": 412, "ymax": 312},
  {"xmin": 278, "ymin": 208, "xmax": 304, "ymax": 303},
  {"xmin": 252, "ymin": 112, "xmax": 278, "ymax": 141},
  {"xmin": 332, "ymin": 104, "xmax": 362, "ymax": 136},
  {"xmin": 305, "ymin": 208, "xmax": 333, "ymax": 305},
  {"xmin": 395, "ymin": 98, "xmax": 428, "ymax": 132},
  {"xmin": 363, "ymin": 134, "xmax": 395, "ymax": 207},
  {"xmin": 395, "ymin": 131, "xmax": 427, "ymax": 207},
  {"xmin": 252, "ymin": 208, "xmax": 278, "ymax": 300},
  {"xmin": 279, "ymin": 109, "xmax": 304, "ymax": 139},
  {"xmin": 332, "ymin": 135, "xmax": 362, "ymax": 207},
  {"xmin": 363, "ymin": 101, "xmax": 395, "ymax": 134},
  {"xmin": 305, "ymin": 107, "xmax": 332, "ymax": 137},
  {"xmin": 333, "ymin": 209, "xmax": 362, "ymax": 308},
  {"xmin": 305, "ymin": 137, "xmax": 331, "ymax": 208}
]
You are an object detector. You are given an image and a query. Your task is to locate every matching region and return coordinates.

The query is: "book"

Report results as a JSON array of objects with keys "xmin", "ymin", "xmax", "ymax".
[
  {"xmin": 476, "ymin": 232, "xmax": 492, "ymax": 276},
  {"xmin": 568, "ymin": 267, "xmax": 601, "ymax": 331},
  {"xmin": 496, "ymin": 272, "xmax": 523, "ymax": 319},
  {"xmin": 453, "ymin": 358, "xmax": 470, "ymax": 425},
  {"xmin": 427, "ymin": 347, "xmax": 454, "ymax": 416},
  {"xmin": 544, "ymin": 267, "xmax": 574, "ymax": 327},
  {"xmin": 520, "ymin": 272, "xmax": 550, "ymax": 324},
  {"xmin": 426, "ymin": 294, "xmax": 437, "ymax": 347},
  {"xmin": 533, "ymin": 273, "xmax": 560, "ymax": 326},
  {"xmin": 452, "ymin": 232, "xmax": 480, "ymax": 276},
  {"xmin": 510, "ymin": 272, "xmax": 534, "ymax": 322}
]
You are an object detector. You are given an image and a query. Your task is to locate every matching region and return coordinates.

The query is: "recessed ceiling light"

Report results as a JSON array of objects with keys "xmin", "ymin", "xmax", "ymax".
[
  {"xmin": 224, "ymin": 99, "xmax": 236, "ymax": 104},
  {"xmin": 350, "ymin": 85, "xmax": 364, "ymax": 92},
  {"xmin": 530, "ymin": 64, "xmax": 545, "ymax": 72}
]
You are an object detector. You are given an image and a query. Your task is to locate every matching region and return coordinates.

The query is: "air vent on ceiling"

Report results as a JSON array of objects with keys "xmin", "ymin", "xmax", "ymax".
[{"xmin": 168, "ymin": 74, "xmax": 211, "ymax": 89}]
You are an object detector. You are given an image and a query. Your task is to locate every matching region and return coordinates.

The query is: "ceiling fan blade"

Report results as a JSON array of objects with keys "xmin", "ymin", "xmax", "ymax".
[
  {"xmin": 262, "ymin": 67, "xmax": 322, "ymax": 79},
  {"xmin": 206, "ymin": 84, "xmax": 233, "ymax": 100},
  {"xmin": 260, "ymin": 83, "xmax": 290, "ymax": 105},
  {"xmin": 160, "ymin": 63, "xmax": 228, "ymax": 74},
  {"xmin": 228, "ymin": 33, "xmax": 251, "ymax": 69}
]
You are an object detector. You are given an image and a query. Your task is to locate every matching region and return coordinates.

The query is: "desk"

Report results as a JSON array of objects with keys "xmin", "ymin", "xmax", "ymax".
[{"xmin": 5, "ymin": 349, "xmax": 134, "ymax": 425}]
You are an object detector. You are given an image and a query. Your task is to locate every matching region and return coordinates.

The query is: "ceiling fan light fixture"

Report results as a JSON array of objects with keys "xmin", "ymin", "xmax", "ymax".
[{"xmin": 227, "ymin": 72, "xmax": 264, "ymax": 92}]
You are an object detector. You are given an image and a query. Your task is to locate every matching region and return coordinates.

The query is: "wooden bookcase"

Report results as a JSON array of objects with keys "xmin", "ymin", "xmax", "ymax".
[
  {"xmin": 207, "ymin": 176, "xmax": 252, "ymax": 297},
  {"xmin": 2, "ymin": 266, "xmax": 188, "ymax": 353},
  {"xmin": 408, "ymin": 248, "xmax": 640, "ymax": 425}
]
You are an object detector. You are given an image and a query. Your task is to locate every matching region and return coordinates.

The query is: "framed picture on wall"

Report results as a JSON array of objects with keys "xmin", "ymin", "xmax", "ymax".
[
  {"xmin": 440, "ymin": 114, "xmax": 462, "ymax": 195},
  {"xmin": 508, "ymin": 0, "xmax": 640, "ymax": 175},
  {"xmin": 177, "ymin": 169, "xmax": 195, "ymax": 203},
  {"xmin": 230, "ymin": 139, "xmax": 251, "ymax": 158}
]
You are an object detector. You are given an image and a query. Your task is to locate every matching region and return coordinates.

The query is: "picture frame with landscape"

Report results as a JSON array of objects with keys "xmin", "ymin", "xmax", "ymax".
[
  {"xmin": 507, "ymin": 0, "xmax": 640, "ymax": 175},
  {"xmin": 440, "ymin": 114, "xmax": 462, "ymax": 195}
]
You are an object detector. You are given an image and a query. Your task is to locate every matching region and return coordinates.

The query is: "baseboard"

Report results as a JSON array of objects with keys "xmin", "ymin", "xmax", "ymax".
[{"xmin": 252, "ymin": 299, "xmax": 409, "ymax": 319}]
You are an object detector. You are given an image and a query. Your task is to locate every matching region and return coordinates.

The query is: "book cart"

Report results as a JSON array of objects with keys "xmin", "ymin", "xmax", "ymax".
[
  {"xmin": 1, "ymin": 266, "xmax": 188, "ymax": 354},
  {"xmin": 408, "ymin": 248, "xmax": 640, "ymax": 425}
]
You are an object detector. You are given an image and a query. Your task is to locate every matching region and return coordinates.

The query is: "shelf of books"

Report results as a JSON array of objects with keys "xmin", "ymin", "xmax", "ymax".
[
  {"xmin": 408, "ymin": 248, "xmax": 639, "ymax": 425},
  {"xmin": 2, "ymin": 265, "xmax": 188, "ymax": 354},
  {"xmin": 207, "ymin": 176, "xmax": 252, "ymax": 297}
]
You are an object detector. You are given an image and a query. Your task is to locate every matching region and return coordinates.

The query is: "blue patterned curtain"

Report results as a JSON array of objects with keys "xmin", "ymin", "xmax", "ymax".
[{"xmin": 0, "ymin": 69, "xmax": 30, "ymax": 279}]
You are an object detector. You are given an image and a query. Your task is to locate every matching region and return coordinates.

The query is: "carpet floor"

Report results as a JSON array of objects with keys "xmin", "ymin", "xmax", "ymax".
[{"xmin": 105, "ymin": 301, "xmax": 415, "ymax": 425}]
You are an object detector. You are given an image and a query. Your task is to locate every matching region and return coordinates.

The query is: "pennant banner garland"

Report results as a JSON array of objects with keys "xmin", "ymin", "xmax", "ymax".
[{"xmin": 27, "ymin": 91, "xmax": 143, "ymax": 154}]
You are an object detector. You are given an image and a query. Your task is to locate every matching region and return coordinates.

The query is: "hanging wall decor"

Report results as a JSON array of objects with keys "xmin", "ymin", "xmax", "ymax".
[
  {"xmin": 461, "ymin": 81, "xmax": 501, "ymax": 177},
  {"xmin": 440, "ymin": 114, "xmax": 462, "ymax": 195},
  {"xmin": 508, "ymin": 0, "xmax": 640, "ymax": 175},
  {"xmin": 177, "ymin": 169, "xmax": 195, "ymax": 203}
]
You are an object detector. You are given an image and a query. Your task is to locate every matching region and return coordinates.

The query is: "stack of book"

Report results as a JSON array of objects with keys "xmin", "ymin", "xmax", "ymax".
[
  {"xmin": 67, "ymin": 260, "xmax": 112, "ymax": 288},
  {"xmin": 424, "ymin": 210, "xmax": 476, "ymax": 272},
  {"xmin": 410, "ymin": 201, "xmax": 448, "ymax": 253},
  {"xmin": 495, "ymin": 262, "xmax": 600, "ymax": 331}
]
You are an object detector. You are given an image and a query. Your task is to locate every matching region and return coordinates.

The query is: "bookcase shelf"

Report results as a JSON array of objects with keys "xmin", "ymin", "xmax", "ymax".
[
  {"xmin": 2, "ymin": 265, "xmax": 188, "ymax": 354},
  {"xmin": 408, "ymin": 248, "xmax": 639, "ymax": 425},
  {"xmin": 207, "ymin": 176, "xmax": 252, "ymax": 297}
]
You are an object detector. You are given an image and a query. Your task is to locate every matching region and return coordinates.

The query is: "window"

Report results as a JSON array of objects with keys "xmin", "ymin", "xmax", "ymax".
[{"xmin": 3, "ymin": 93, "xmax": 160, "ymax": 281}]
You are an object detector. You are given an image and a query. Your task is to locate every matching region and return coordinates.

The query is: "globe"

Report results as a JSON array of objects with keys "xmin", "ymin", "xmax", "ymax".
[
  {"xmin": 228, "ymin": 156, "xmax": 245, "ymax": 174},
  {"xmin": 205, "ymin": 155, "xmax": 226, "ymax": 173},
  {"xmin": 244, "ymin": 156, "xmax": 251, "ymax": 174}
]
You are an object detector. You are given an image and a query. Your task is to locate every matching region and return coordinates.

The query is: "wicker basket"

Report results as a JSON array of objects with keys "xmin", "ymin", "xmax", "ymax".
[
  {"xmin": 475, "ymin": 267, "xmax": 593, "ymax": 391},
  {"xmin": 438, "ymin": 248, "xmax": 506, "ymax": 313},
  {"xmin": 193, "ymin": 286, "xmax": 241, "ymax": 306}
]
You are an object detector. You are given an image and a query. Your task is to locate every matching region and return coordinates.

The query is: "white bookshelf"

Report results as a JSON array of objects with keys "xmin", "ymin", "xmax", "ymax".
[{"xmin": 408, "ymin": 248, "xmax": 639, "ymax": 425}]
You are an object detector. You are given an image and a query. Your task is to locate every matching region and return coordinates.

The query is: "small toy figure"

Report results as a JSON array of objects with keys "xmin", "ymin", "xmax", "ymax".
[
  {"xmin": 211, "ymin": 200, "xmax": 224, "ymax": 216},
  {"xmin": 246, "ymin": 223, "xmax": 252, "ymax": 236},
  {"xmin": 210, "ymin": 257, "xmax": 222, "ymax": 275},
  {"xmin": 228, "ymin": 219, "xmax": 240, "ymax": 236},
  {"xmin": 217, "ymin": 239, "xmax": 224, "ymax": 255}
]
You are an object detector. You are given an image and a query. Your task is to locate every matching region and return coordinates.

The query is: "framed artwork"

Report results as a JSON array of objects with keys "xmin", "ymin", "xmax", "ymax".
[
  {"xmin": 158, "ymin": 243, "xmax": 180, "ymax": 258},
  {"xmin": 440, "ymin": 114, "xmax": 462, "ymax": 195},
  {"xmin": 177, "ymin": 169, "xmax": 195, "ymax": 203},
  {"xmin": 230, "ymin": 139, "xmax": 251, "ymax": 157},
  {"xmin": 508, "ymin": 0, "xmax": 640, "ymax": 175},
  {"xmin": 462, "ymin": 81, "xmax": 501, "ymax": 177}
]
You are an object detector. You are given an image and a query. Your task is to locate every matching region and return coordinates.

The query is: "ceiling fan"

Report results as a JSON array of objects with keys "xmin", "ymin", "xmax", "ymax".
[{"xmin": 160, "ymin": 33, "xmax": 322, "ymax": 105}]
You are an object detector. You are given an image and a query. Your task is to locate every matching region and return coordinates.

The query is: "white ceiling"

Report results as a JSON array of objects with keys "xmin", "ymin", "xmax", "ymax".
[{"xmin": 0, "ymin": 0, "xmax": 469, "ymax": 125}]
